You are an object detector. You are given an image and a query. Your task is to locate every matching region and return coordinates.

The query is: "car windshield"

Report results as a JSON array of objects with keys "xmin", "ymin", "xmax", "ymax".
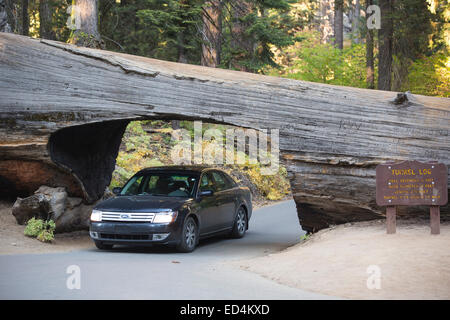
[{"xmin": 120, "ymin": 172, "xmax": 198, "ymax": 198}]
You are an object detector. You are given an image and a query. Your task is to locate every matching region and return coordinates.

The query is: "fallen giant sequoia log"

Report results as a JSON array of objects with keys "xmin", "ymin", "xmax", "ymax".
[{"xmin": 1, "ymin": 33, "xmax": 449, "ymax": 232}]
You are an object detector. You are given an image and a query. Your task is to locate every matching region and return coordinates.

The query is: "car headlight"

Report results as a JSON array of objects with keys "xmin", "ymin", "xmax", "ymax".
[
  {"xmin": 90, "ymin": 209, "xmax": 102, "ymax": 222},
  {"xmin": 153, "ymin": 211, "xmax": 178, "ymax": 224}
]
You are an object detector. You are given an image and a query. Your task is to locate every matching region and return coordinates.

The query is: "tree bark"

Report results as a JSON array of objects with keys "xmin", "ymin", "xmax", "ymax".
[
  {"xmin": 201, "ymin": 0, "xmax": 222, "ymax": 67},
  {"xmin": 334, "ymin": 0, "xmax": 343, "ymax": 49},
  {"xmin": 366, "ymin": 0, "xmax": 374, "ymax": 89},
  {"xmin": 70, "ymin": 0, "xmax": 103, "ymax": 48},
  {"xmin": 39, "ymin": 0, "xmax": 56, "ymax": 40},
  {"xmin": 0, "ymin": 0, "xmax": 12, "ymax": 32},
  {"xmin": 231, "ymin": 0, "xmax": 254, "ymax": 71},
  {"xmin": 318, "ymin": 0, "xmax": 334, "ymax": 44},
  {"xmin": 1, "ymin": 34, "xmax": 449, "ymax": 233},
  {"xmin": 352, "ymin": 0, "xmax": 361, "ymax": 44},
  {"xmin": 21, "ymin": 0, "xmax": 28, "ymax": 36},
  {"xmin": 377, "ymin": 0, "xmax": 393, "ymax": 91}
]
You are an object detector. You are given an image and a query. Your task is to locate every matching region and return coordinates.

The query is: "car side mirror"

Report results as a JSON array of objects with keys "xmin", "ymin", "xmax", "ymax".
[
  {"xmin": 112, "ymin": 187, "xmax": 122, "ymax": 195},
  {"xmin": 198, "ymin": 190, "xmax": 214, "ymax": 197}
]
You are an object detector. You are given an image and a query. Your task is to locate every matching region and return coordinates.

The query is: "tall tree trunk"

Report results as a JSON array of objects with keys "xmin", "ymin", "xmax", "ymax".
[
  {"xmin": 70, "ymin": 0, "xmax": 103, "ymax": 48},
  {"xmin": 0, "ymin": 0, "xmax": 12, "ymax": 32},
  {"xmin": 231, "ymin": 0, "xmax": 254, "ymax": 71},
  {"xmin": 352, "ymin": 0, "xmax": 361, "ymax": 43},
  {"xmin": 39, "ymin": 0, "xmax": 55, "ymax": 40},
  {"xmin": 378, "ymin": 0, "xmax": 393, "ymax": 91},
  {"xmin": 334, "ymin": 0, "xmax": 343, "ymax": 49},
  {"xmin": 318, "ymin": 0, "xmax": 334, "ymax": 44},
  {"xmin": 177, "ymin": 32, "xmax": 188, "ymax": 64},
  {"xmin": 176, "ymin": 0, "xmax": 188, "ymax": 63},
  {"xmin": 201, "ymin": 0, "xmax": 222, "ymax": 67},
  {"xmin": 21, "ymin": 0, "xmax": 28, "ymax": 36},
  {"xmin": 0, "ymin": 0, "xmax": 13, "ymax": 33},
  {"xmin": 365, "ymin": 0, "xmax": 374, "ymax": 89}
]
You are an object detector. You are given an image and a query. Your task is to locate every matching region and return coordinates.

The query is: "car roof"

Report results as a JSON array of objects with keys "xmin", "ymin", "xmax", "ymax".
[{"xmin": 137, "ymin": 165, "xmax": 219, "ymax": 175}]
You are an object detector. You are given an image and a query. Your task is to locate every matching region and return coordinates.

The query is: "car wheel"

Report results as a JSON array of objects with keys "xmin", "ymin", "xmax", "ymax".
[
  {"xmin": 176, "ymin": 217, "xmax": 198, "ymax": 253},
  {"xmin": 231, "ymin": 206, "xmax": 247, "ymax": 238},
  {"xmin": 94, "ymin": 241, "xmax": 114, "ymax": 250}
]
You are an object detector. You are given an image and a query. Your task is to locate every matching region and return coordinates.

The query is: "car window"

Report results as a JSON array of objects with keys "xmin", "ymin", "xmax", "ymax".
[
  {"xmin": 211, "ymin": 171, "xmax": 227, "ymax": 192},
  {"xmin": 121, "ymin": 175, "xmax": 144, "ymax": 195},
  {"xmin": 220, "ymin": 172, "xmax": 236, "ymax": 189},
  {"xmin": 120, "ymin": 173, "xmax": 197, "ymax": 197},
  {"xmin": 199, "ymin": 172, "xmax": 215, "ymax": 192}
]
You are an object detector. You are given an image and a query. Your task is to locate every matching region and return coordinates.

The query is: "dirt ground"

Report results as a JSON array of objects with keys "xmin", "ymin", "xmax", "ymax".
[
  {"xmin": 0, "ymin": 201, "xmax": 93, "ymax": 255},
  {"xmin": 236, "ymin": 219, "xmax": 450, "ymax": 300}
]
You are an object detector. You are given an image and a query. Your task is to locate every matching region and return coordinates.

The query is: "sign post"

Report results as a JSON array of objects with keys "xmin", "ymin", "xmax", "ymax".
[
  {"xmin": 386, "ymin": 206, "xmax": 397, "ymax": 234},
  {"xmin": 376, "ymin": 160, "xmax": 448, "ymax": 235}
]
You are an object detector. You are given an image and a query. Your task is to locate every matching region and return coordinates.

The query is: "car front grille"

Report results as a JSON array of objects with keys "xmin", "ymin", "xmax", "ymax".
[
  {"xmin": 100, "ymin": 233, "xmax": 150, "ymax": 240},
  {"xmin": 101, "ymin": 212, "xmax": 155, "ymax": 223}
]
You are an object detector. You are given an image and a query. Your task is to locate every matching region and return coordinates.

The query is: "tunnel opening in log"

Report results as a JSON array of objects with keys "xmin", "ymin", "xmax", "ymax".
[
  {"xmin": 108, "ymin": 119, "xmax": 292, "ymax": 208},
  {"xmin": 46, "ymin": 118, "xmax": 293, "ymax": 210}
]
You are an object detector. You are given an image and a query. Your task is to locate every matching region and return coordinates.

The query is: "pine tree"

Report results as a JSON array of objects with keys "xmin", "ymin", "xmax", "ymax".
[
  {"xmin": 334, "ymin": 0, "xmax": 343, "ymax": 49},
  {"xmin": 222, "ymin": 0, "xmax": 297, "ymax": 73},
  {"xmin": 69, "ymin": 0, "xmax": 103, "ymax": 48},
  {"xmin": 40, "ymin": 0, "xmax": 56, "ymax": 40},
  {"xmin": 201, "ymin": 0, "xmax": 222, "ymax": 67},
  {"xmin": 365, "ymin": 0, "xmax": 375, "ymax": 89},
  {"xmin": 377, "ymin": 0, "xmax": 393, "ymax": 91}
]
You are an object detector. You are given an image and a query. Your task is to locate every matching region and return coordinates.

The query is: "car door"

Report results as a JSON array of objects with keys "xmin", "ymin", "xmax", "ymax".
[
  {"xmin": 197, "ymin": 171, "xmax": 222, "ymax": 235},
  {"xmin": 211, "ymin": 171, "xmax": 236, "ymax": 229}
]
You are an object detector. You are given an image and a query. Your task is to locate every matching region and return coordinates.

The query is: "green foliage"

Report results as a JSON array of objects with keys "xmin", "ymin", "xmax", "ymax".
[
  {"xmin": 24, "ymin": 218, "xmax": 56, "ymax": 243},
  {"xmin": 220, "ymin": 0, "xmax": 303, "ymax": 72},
  {"xmin": 239, "ymin": 164, "xmax": 290, "ymax": 200},
  {"xmin": 111, "ymin": 121, "xmax": 170, "ymax": 188},
  {"xmin": 403, "ymin": 50, "xmax": 450, "ymax": 97},
  {"xmin": 271, "ymin": 31, "xmax": 373, "ymax": 88},
  {"xmin": 100, "ymin": 0, "xmax": 203, "ymax": 62},
  {"xmin": 110, "ymin": 120, "xmax": 291, "ymax": 201},
  {"xmin": 24, "ymin": 217, "xmax": 45, "ymax": 237},
  {"xmin": 300, "ymin": 233, "xmax": 310, "ymax": 241}
]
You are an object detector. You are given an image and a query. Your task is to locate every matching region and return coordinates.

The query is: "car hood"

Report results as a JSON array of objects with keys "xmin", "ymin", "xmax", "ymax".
[{"xmin": 94, "ymin": 195, "xmax": 190, "ymax": 212}]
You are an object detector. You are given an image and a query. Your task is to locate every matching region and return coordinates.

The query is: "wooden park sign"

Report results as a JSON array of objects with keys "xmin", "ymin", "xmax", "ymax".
[{"xmin": 376, "ymin": 160, "xmax": 448, "ymax": 234}]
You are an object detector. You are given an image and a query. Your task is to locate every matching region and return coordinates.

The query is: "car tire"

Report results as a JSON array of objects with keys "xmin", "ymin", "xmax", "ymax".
[
  {"xmin": 94, "ymin": 240, "xmax": 114, "ymax": 250},
  {"xmin": 230, "ymin": 206, "xmax": 247, "ymax": 238},
  {"xmin": 176, "ymin": 217, "xmax": 198, "ymax": 253}
]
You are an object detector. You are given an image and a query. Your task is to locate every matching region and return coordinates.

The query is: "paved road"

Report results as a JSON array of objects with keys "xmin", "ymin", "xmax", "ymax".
[{"xmin": 0, "ymin": 200, "xmax": 332, "ymax": 299}]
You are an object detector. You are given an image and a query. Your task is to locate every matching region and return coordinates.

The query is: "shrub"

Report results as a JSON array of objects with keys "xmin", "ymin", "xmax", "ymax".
[
  {"xmin": 403, "ymin": 51, "xmax": 450, "ymax": 97},
  {"xmin": 24, "ymin": 218, "xmax": 44, "ymax": 237},
  {"xmin": 24, "ymin": 218, "xmax": 56, "ymax": 243}
]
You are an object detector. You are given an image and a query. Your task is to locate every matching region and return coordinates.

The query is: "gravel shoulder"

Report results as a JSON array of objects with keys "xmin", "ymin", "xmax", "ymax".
[
  {"xmin": 234, "ymin": 219, "xmax": 450, "ymax": 300},
  {"xmin": 0, "ymin": 201, "xmax": 93, "ymax": 255}
]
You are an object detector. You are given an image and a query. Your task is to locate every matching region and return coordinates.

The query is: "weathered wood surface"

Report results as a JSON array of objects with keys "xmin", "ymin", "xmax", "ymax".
[{"xmin": 1, "ymin": 33, "xmax": 449, "ymax": 232}]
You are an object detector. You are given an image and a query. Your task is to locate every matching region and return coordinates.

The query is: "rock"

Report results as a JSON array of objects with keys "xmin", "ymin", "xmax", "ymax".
[
  {"xmin": 12, "ymin": 194, "xmax": 50, "ymax": 224},
  {"xmin": 54, "ymin": 201, "xmax": 95, "ymax": 233},
  {"xmin": 34, "ymin": 185, "xmax": 68, "ymax": 221},
  {"xmin": 10, "ymin": 184, "xmax": 112, "ymax": 232},
  {"xmin": 66, "ymin": 196, "xmax": 83, "ymax": 209}
]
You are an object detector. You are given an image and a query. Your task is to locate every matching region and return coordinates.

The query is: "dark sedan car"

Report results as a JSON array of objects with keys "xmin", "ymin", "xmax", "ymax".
[{"xmin": 89, "ymin": 166, "xmax": 252, "ymax": 252}]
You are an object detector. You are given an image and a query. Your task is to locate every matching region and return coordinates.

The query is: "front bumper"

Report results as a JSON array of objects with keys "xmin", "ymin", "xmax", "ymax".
[{"xmin": 90, "ymin": 221, "xmax": 182, "ymax": 246}]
